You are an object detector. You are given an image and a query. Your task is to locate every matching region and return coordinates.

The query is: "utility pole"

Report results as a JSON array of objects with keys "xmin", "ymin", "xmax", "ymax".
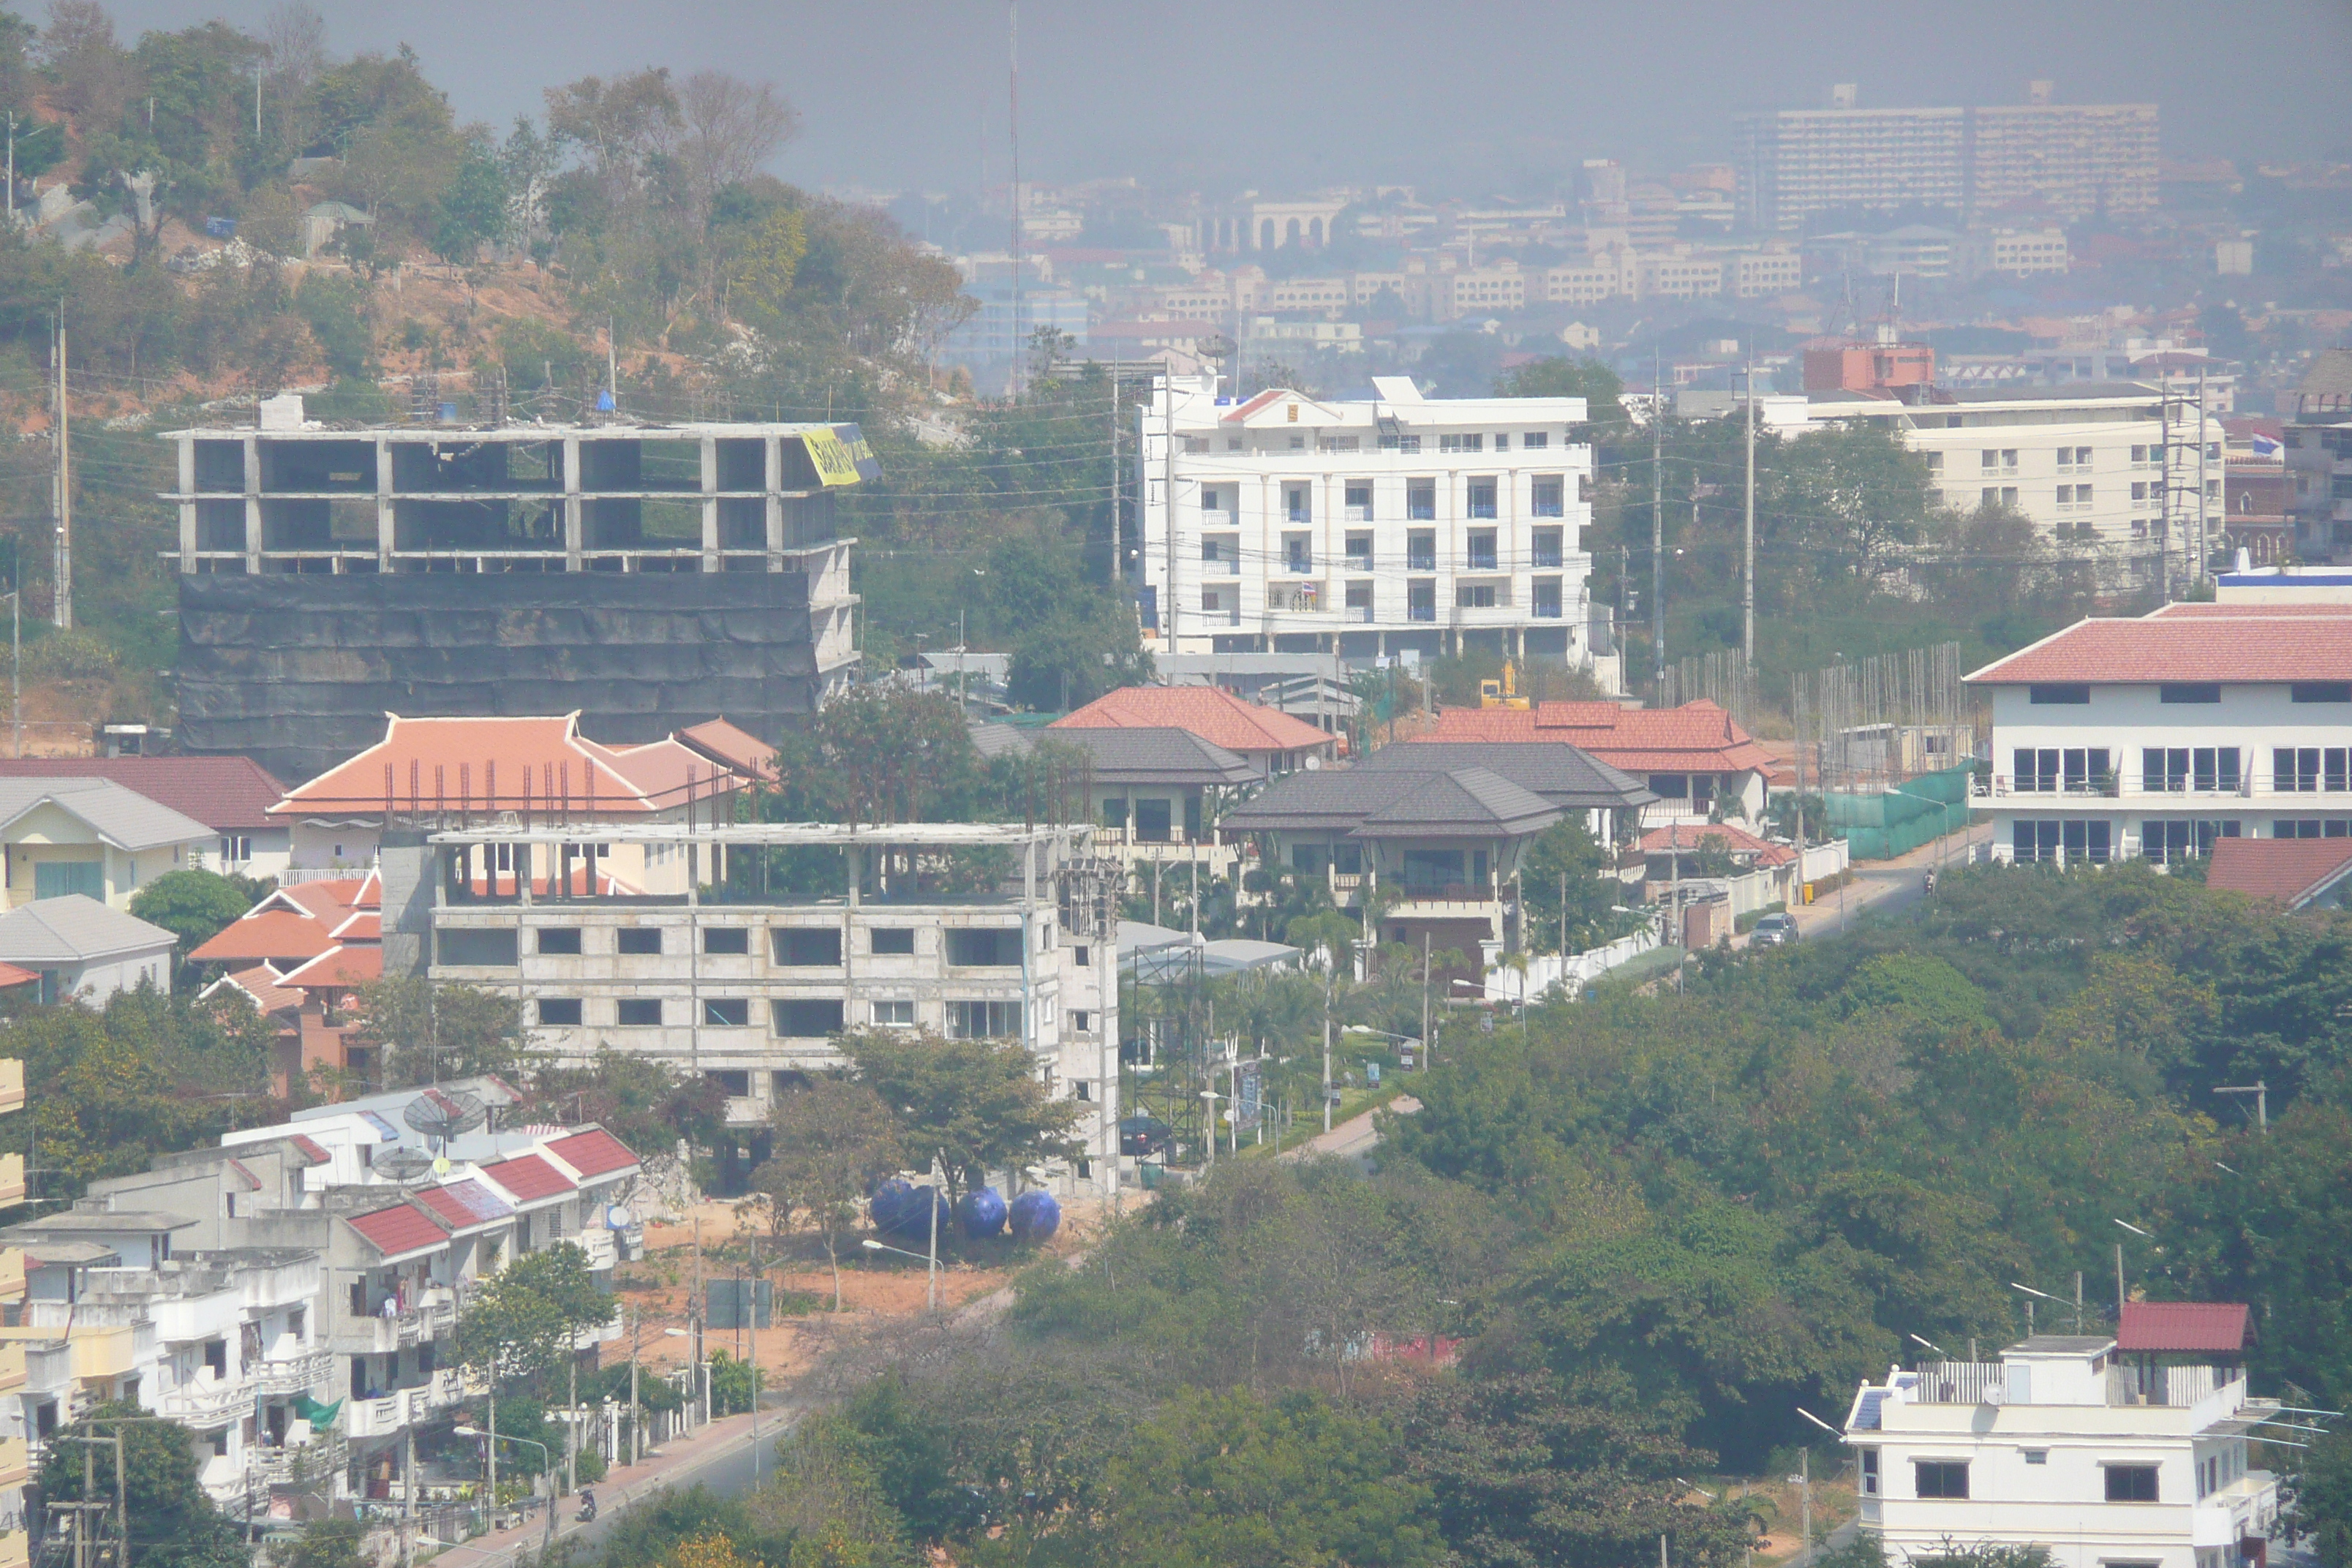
[
  {"xmin": 629, "ymin": 1305, "xmax": 641, "ymax": 1468},
  {"xmin": 748, "ymin": 1232, "xmax": 762, "ymax": 1480},
  {"xmin": 2115, "ymin": 1242, "xmax": 2127, "ymax": 1320},
  {"xmin": 53, "ymin": 306, "xmax": 70, "ymax": 630},
  {"xmin": 7, "ymin": 112, "xmax": 15, "ymax": 223},
  {"xmin": 1743, "ymin": 354, "xmax": 1756, "ymax": 666},
  {"xmin": 1799, "ymin": 1447, "xmax": 1812, "ymax": 1568},
  {"xmin": 1322, "ymin": 951, "xmax": 1335, "ymax": 1131},
  {"xmin": 1650, "ymin": 348, "xmax": 1664, "ymax": 695},
  {"xmin": 566, "ymin": 1341, "xmax": 578, "ymax": 1494},
  {"xmin": 1420, "ymin": 931, "xmax": 1431, "ymax": 1072},
  {"xmin": 2194, "ymin": 363, "xmax": 2209, "ymax": 588},
  {"xmin": 1110, "ymin": 353, "xmax": 1122, "ymax": 588},
  {"xmin": 402, "ymin": 1428, "xmax": 416, "ymax": 1568},
  {"xmin": 925, "ymin": 1152, "xmax": 941, "ymax": 1312}
]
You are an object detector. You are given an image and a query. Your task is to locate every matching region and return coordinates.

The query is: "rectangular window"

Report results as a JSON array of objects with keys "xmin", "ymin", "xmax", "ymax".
[
  {"xmin": 2275, "ymin": 748, "xmax": 2323, "ymax": 792},
  {"xmin": 1457, "ymin": 583, "xmax": 1499, "ymax": 608},
  {"xmin": 1284, "ymin": 532, "xmax": 1313, "ymax": 573},
  {"xmin": 438, "ymin": 928, "xmax": 519, "ymax": 967},
  {"xmin": 1861, "ymin": 1450, "xmax": 1880, "ymax": 1496},
  {"xmin": 1408, "ymin": 579, "xmax": 1436, "ymax": 621},
  {"xmin": 2105, "ymin": 1466, "xmax": 2160, "ymax": 1503},
  {"xmin": 2144, "ymin": 747, "xmax": 2190, "ymax": 792},
  {"xmin": 2058, "ymin": 485, "xmax": 2075, "ymax": 505},
  {"xmin": 1346, "ymin": 581, "xmax": 1373, "ymax": 617},
  {"xmin": 2024, "ymin": 1450, "xmax": 2048, "ymax": 1466},
  {"xmin": 1492, "ymin": 434, "xmax": 1509, "ymax": 451},
  {"xmin": 2029, "ymin": 684, "xmax": 2090, "ymax": 704},
  {"xmin": 1345, "ymin": 530, "xmax": 1373, "ymax": 568},
  {"xmin": 617, "ymin": 928, "xmax": 662, "ymax": 955},
  {"xmin": 947, "ymin": 1000, "xmax": 1022, "ymax": 1039},
  {"xmin": 1344, "ymin": 483, "xmax": 1373, "ymax": 521},
  {"xmin": 703, "ymin": 927, "xmax": 750, "ymax": 955},
  {"xmin": 872, "ymin": 999, "xmax": 915, "ymax": 1028},
  {"xmin": 1531, "ymin": 476, "xmax": 1564, "ymax": 518},
  {"xmin": 1915, "ymin": 1462, "xmax": 1970, "ymax": 1500},
  {"xmin": 1532, "ymin": 527, "xmax": 1564, "ymax": 568},
  {"xmin": 703, "ymin": 998, "xmax": 751, "ymax": 1027},
  {"xmin": 773, "ymin": 928, "xmax": 843, "ymax": 966},
  {"xmin": 1406, "ymin": 529, "xmax": 1436, "ymax": 570},
  {"xmin": 1983, "ymin": 449, "xmax": 2000, "ymax": 471},
  {"xmin": 1534, "ymin": 578, "xmax": 1563, "ymax": 618},
  {"xmin": 2159, "ymin": 683, "xmax": 2220, "ymax": 705},
  {"xmin": 2077, "ymin": 483, "xmax": 2092, "ymax": 504},
  {"xmin": 1285, "ymin": 487, "xmax": 1310, "ymax": 524},
  {"xmin": 1199, "ymin": 486, "xmax": 1224, "ymax": 513},
  {"xmin": 2293, "ymin": 682, "xmax": 2352, "ymax": 704},
  {"xmin": 946, "ymin": 928, "xmax": 1023, "ymax": 966},
  {"xmin": 1406, "ymin": 480, "xmax": 1436, "ymax": 521},
  {"xmin": 219, "ymin": 834, "xmax": 252, "ymax": 863},
  {"xmin": 1466, "ymin": 529, "xmax": 1498, "ymax": 570},
  {"xmin": 536, "ymin": 927, "xmax": 582, "ymax": 955},
  {"xmin": 31, "ymin": 861, "xmax": 102, "ymax": 900},
  {"xmin": 1523, "ymin": 431, "xmax": 1549, "ymax": 449},
  {"xmin": 536, "ymin": 998, "xmax": 582, "ymax": 1026},
  {"xmin": 772, "ymin": 998, "xmax": 845, "ymax": 1036},
  {"xmin": 1074, "ymin": 945, "xmax": 1090, "ymax": 968},
  {"xmin": 616, "ymin": 998, "xmax": 663, "ymax": 1026},
  {"xmin": 870, "ymin": 927, "xmax": 915, "ymax": 955},
  {"xmin": 1466, "ymin": 478, "xmax": 1498, "ymax": 519}
]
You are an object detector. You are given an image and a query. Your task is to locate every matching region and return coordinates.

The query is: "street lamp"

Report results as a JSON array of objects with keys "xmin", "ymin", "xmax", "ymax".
[{"xmin": 454, "ymin": 1424, "xmax": 556, "ymax": 1552}]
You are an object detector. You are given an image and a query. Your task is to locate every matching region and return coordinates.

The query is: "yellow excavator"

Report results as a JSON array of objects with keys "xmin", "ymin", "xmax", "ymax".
[{"xmin": 1478, "ymin": 660, "xmax": 1531, "ymax": 709}]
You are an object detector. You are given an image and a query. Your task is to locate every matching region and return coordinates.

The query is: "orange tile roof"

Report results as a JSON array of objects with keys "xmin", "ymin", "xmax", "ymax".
[
  {"xmin": 0, "ymin": 960, "xmax": 35, "ymax": 989},
  {"xmin": 271, "ymin": 713, "xmax": 753, "ymax": 819},
  {"xmin": 192, "ymin": 909, "xmax": 338, "ymax": 965},
  {"xmin": 678, "ymin": 718, "xmax": 779, "ymax": 780},
  {"xmin": 1420, "ymin": 699, "xmax": 1779, "ymax": 774},
  {"xmin": 276, "ymin": 944, "xmax": 382, "ymax": 990},
  {"xmin": 205, "ymin": 964, "xmax": 306, "ymax": 1015},
  {"xmin": 2203, "ymin": 837, "xmax": 2352, "ymax": 908},
  {"xmin": 1050, "ymin": 686, "xmax": 1335, "ymax": 756},
  {"xmin": 1967, "ymin": 609, "xmax": 2352, "ymax": 685},
  {"xmin": 1637, "ymin": 821, "xmax": 1798, "ymax": 868}
]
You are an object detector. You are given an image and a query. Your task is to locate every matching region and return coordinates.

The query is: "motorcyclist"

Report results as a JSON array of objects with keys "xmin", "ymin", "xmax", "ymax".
[
  {"xmin": 576, "ymin": 1486, "xmax": 598, "ymax": 1522},
  {"xmin": 1923, "ymin": 869, "xmax": 1937, "ymax": 894}
]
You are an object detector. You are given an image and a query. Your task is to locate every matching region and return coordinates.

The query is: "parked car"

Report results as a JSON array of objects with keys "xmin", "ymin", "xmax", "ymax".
[
  {"xmin": 1118, "ymin": 1116, "xmax": 1173, "ymax": 1157},
  {"xmin": 1750, "ymin": 911, "xmax": 1801, "ymax": 948}
]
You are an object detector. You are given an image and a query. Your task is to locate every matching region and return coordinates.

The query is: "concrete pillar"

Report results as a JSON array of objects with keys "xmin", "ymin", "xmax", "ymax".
[
  {"xmin": 562, "ymin": 435, "xmax": 584, "ymax": 570},
  {"xmin": 376, "ymin": 434, "xmax": 394, "ymax": 570}
]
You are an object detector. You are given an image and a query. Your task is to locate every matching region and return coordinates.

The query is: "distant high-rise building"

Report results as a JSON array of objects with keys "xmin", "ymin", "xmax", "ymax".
[{"xmin": 1735, "ymin": 84, "xmax": 2157, "ymax": 231}]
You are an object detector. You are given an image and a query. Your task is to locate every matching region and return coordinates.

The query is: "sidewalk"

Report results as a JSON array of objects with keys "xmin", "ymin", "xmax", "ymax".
[
  {"xmin": 418, "ymin": 1404, "xmax": 781, "ymax": 1567},
  {"xmin": 1753, "ymin": 823, "xmax": 1991, "ymax": 947}
]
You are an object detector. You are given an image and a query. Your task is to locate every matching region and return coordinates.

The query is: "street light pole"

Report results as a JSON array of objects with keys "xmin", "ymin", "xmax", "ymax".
[{"xmin": 456, "ymin": 1426, "xmax": 554, "ymax": 1552}]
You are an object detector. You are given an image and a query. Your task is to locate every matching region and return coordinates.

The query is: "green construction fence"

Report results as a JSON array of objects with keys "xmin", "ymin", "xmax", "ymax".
[{"xmin": 1822, "ymin": 764, "xmax": 1975, "ymax": 862}]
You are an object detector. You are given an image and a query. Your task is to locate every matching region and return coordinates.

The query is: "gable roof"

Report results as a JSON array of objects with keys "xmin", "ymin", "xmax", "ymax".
[
  {"xmin": 2203, "ymin": 837, "xmax": 2352, "ymax": 909},
  {"xmin": 271, "ymin": 712, "xmax": 753, "ymax": 820},
  {"xmin": 1639, "ymin": 821, "xmax": 1798, "ymax": 868},
  {"xmin": 1420, "ymin": 700, "xmax": 1778, "ymax": 775},
  {"xmin": 1355, "ymin": 740, "xmax": 1656, "ymax": 810},
  {"xmin": 345, "ymin": 1202, "xmax": 449, "ymax": 1262},
  {"xmin": 474, "ymin": 1153, "xmax": 574, "ymax": 1207},
  {"xmin": 676, "ymin": 717, "xmax": 778, "ymax": 781},
  {"xmin": 1044, "ymin": 727, "xmax": 1257, "ymax": 788},
  {"xmin": 540, "ymin": 1127, "xmax": 640, "ymax": 1180},
  {"xmin": 0, "ymin": 896, "xmax": 176, "ymax": 964},
  {"xmin": 1051, "ymin": 686, "xmax": 1335, "ymax": 756},
  {"xmin": 415, "ymin": 1179, "xmax": 516, "ymax": 1235},
  {"xmin": 200, "ymin": 965, "xmax": 305, "ymax": 1016},
  {"xmin": 0, "ymin": 758, "xmax": 287, "ymax": 831},
  {"xmin": 2116, "ymin": 1301, "xmax": 2251, "ymax": 1354},
  {"xmin": 276, "ymin": 943, "xmax": 382, "ymax": 990},
  {"xmin": 0, "ymin": 777, "xmax": 214, "ymax": 851},
  {"xmin": 1221, "ymin": 764, "xmax": 1561, "ymax": 840},
  {"xmin": 1967, "ymin": 607, "xmax": 2352, "ymax": 685},
  {"xmin": 191, "ymin": 908, "xmax": 338, "ymax": 966}
]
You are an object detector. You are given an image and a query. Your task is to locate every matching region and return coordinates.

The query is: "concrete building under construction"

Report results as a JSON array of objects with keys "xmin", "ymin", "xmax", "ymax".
[{"xmin": 159, "ymin": 410, "xmax": 867, "ymax": 780}]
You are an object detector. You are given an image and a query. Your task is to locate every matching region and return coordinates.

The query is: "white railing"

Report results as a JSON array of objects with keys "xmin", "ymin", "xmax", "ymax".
[
  {"xmin": 1914, "ymin": 1360, "xmax": 2005, "ymax": 1404},
  {"xmin": 1493, "ymin": 926, "xmax": 1662, "ymax": 1003}
]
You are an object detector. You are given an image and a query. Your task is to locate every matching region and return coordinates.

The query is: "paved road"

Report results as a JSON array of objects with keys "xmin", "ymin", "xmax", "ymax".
[
  {"xmin": 1738, "ymin": 824, "xmax": 1991, "ymax": 950},
  {"xmin": 1284, "ymin": 1096, "xmax": 1420, "ymax": 1161}
]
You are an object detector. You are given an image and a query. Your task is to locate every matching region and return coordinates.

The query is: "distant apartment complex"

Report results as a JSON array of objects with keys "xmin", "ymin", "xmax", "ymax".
[
  {"xmin": 1137, "ymin": 376, "xmax": 1600, "ymax": 670},
  {"xmin": 2288, "ymin": 348, "xmax": 2352, "ymax": 560},
  {"xmin": 1736, "ymin": 83, "xmax": 2157, "ymax": 230}
]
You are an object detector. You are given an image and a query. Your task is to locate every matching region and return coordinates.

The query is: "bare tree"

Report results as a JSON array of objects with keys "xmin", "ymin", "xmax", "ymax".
[
  {"xmin": 41, "ymin": 0, "xmax": 139, "ymax": 132},
  {"xmin": 676, "ymin": 72, "xmax": 799, "ymax": 221},
  {"xmin": 261, "ymin": 1, "xmax": 327, "ymax": 89}
]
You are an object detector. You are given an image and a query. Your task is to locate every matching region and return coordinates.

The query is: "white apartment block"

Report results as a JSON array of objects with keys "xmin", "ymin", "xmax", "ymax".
[
  {"xmin": 1980, "ymin": 227, "xmax": 2073, "ymax": 278},
  {"xmin": 1798, "ymin": 384, "xmax": 2222, "ymax": 554},
  {"xmin": 1139, "ymin": 375, "xmax": 1597, "ymax": 667},
  {"xmin": 1844, "ymin": 1330, "xmax": 2279, "ymax": 1568},
  {"xmin": 410, "ymin": 821, "xmax": 1123, "ymax": 1195},
  {"xmin": 1967, "ymin": 603, "xmax": 2352, "ymax": 864}
]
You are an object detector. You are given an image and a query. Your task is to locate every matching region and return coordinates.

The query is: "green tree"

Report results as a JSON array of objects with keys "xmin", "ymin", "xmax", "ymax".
[
  {"xmin": 534, "ymin": 1048, "xmax": 728, "ymax": 1156},
  {"xmin": 837, "ymin": 1029, "xmax": 1083, "ymax": 1204},
  {"xmin": 754, "ymin": 1075, "xmax": 904, "ymax": 1308},
  {"xmin": 1520, "ymin": 815, "xmax": 1621, "ymax": 954},
  {"xmin": 2285, "ymin": 1426, "xmax": 2352, "ymax": 1568},
  {"xmin": 456, "ymin": 1242, "xmax": 614, "ymax": 1391},
  {"xmin": 1496, "ymin": 355, "xmax": 1627, "ymax": 433},
  {"xmin": 267, "ymin": 1518, "xmax": 366, "ymax": 1568},
  {"xmin": 129, "ymin": 868, "xmax": 261, "ymax": 984},
  {"xmin": 38, "ymin": 1401, "xmax": 247, "ymax": 1568},
  {"xmin": 349, "ymin": 976, "xmax": 528, "ymax": 1087},
  {"xmin": 431, "ymin": 132, "xmax": 511, "ymax": 261}
]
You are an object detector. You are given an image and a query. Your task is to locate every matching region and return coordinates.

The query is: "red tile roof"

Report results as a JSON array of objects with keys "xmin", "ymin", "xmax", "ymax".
[
  {"xmin": 203, "ymin": 964, "xmax": 306, "ymax": 1016},
  {"xmin": 415, "ymin": 1179, "xmax": 516, "ymax": 1233},
  {"xmin": 271, "ymin": 713, "xmax": 753, "ymax": 819},
  {"xmin": 2203, "ymin": 837, "xmax": 2352, "ymax": 908},
  {"xmin": 1051, "ymin": 686, "xmax": 1335, "ymax": 756},
  {"xmin": 1638, "ymin": 821, "xmax": 1798, "ymax": 867},
  {"xmin": 678, "ymin": 718, "xmax": 779, "ymax": 781},
  {"xmin": 540, "ymin": 1128, "xmax": 640, "ymax": 1180},
  {"xmin": 192, "ymin": 909, "xmax": 339, "ymax": 966},
  {"xmin": 2117, "ymin": 1301, "xmax": 2251, "ymax": 1353},
  {"xmin": 475, "ymin": 1153, "xmax": 575, "ymax": 1205},
  {"xmin": 0, "ymin": 961, "xmax": 31, "ymax": 989},
  {"xmin": 1967, "ymin": 609, "xmax": 2352, "ymax": 685},
  {"xmin": 346, "ymin": 1202, "xmax": 449, "ymax": 1260},
  {"xmin": 1422, "ymin": 699, "xmax": 1779, "ymax": 775},
  {"xmin": 288, "ymin": 1134, "xmax": 331, "ymax": 1165},
  {"xmin": 0, "ymin": 757, "xmax": 287, "ymax": 830}
]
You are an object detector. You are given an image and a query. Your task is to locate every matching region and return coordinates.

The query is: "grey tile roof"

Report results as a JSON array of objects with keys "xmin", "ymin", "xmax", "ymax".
[
  {"xmin": 1046, "ymin": 727, "xmax": 1256, "ymax": 787},
  {"xmin": 1354, "ymin": 741, "xmax": 1657, "ymax": 810},
  {"xmin": 1221, "ymin": 764, "xmax": 1560, "ymax": 839},
  {"xmin": 0, "ymin": 895, "xmax": 178, "ymax": 963},
  {"xmin": 968, "ymin": 721, "xmax": 1036, "ymax": 761},
  {"xmin": 0, "ymin": 777, "xmax": 215, "ymax": 851}
]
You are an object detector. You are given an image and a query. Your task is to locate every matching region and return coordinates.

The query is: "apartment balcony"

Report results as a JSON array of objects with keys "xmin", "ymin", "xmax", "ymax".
[
  {"xmin": 331, "ymin": 1289, "xmax": 459, "ymax": 1356},
  {"xmin": 344, "ymin": 1366, "xmax": 480, "ymax": 1441},
  {"xmin": 0, "ymin": 1435, "xmax": 27, "ymax": 1490},
  {"xmin": 251, "ymin": 1430, "xmax": 349, "ymax": 1488},
  {"xmin": 1266, "ymin": 584, "xmax": 1326, "ymax": 616},
  {"xmin": 255, "ymin": 1349, "xmax": 333, "ymax": 1398},
  {"xmin": 1450, "ymin": 600, "xmax": 1520, "ymax": 627},
  {"xmin": 1387, "ymin": 881, "xmax": 1503, "ymax": 916},
  {"xmin": 1343, "ymin": 505, "xmax": 1373, "ymax": 524},
  {"xmin": 157, "ymin": 1371, "xmax": 266, "ymax": 1429}
]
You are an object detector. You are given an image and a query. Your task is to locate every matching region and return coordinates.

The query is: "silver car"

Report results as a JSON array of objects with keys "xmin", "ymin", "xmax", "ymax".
[{"xmin": 1751, "ymin": 911, "xmax": 1801, "ymax": 948}]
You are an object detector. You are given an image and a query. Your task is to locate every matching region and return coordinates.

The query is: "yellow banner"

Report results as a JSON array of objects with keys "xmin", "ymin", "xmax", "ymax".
[{"xmin": 801, "ymin": 429, "xmax": 865, "ymax": 488}]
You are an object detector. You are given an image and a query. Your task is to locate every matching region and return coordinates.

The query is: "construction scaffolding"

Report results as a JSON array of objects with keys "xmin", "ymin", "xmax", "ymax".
[
  {"xmin": 1792, "ymin": 641, "xmax": 1975, "ymax": 860},
  {"xmin": 1658, "ymin": 647, "xmax": 1756, "ymax": 728}
]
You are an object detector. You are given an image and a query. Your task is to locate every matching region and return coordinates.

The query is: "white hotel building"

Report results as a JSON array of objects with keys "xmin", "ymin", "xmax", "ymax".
[
  {"xmin": 1968, "ymin": 603, "xmax": 2352, "ymax": 864},
  {"xmin": 1137, "ymin": 376, "xmax": 1602, "ymax": 673}
]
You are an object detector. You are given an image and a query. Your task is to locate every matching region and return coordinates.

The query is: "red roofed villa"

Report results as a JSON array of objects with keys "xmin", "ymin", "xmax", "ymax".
[
  {"xmin": 1422, "ymin": 699, "xmax": 1776, "ymax": 823},
  {"xmin": 1052, "ymin": 685, "xmax": 1338, "ymax": 776}
]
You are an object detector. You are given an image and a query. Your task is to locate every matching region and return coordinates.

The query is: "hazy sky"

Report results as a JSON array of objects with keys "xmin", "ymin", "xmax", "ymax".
[{"xmin": 103, "ymin": 0, "xmax": 2352, "ymax": 198}]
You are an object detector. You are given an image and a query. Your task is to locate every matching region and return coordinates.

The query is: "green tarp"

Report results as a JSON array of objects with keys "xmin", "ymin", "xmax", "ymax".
[
  {"xmin": 1823, "ymin": 764, "xmax": 1975, "ymax": 862},
  {"xmin": 290, "ymin": 1394, "xmax": 343, "ymax": 1428}
]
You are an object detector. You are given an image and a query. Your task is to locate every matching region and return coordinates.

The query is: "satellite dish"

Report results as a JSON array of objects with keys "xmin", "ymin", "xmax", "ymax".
[
  {"xmin": 606, "ymin": 1205, "xmax": 633, "ymax": 1231},
  {"xmin": 403, "ymin": 1088, "xmax": 487, "ymax": 1145},
  {"xmin": 376, "ymin": 1148, "xmax": 434, "ymax": 1184}
]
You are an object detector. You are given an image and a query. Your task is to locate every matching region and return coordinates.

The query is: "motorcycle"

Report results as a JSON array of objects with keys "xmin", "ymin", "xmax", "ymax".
[
  {"xmin": 576, "ymin": 1488, "xmax": 598, "ymax": 1523},
  {"xmin": 1923, "ymin": 870, "xmax": 1937, "ymax": 895}
]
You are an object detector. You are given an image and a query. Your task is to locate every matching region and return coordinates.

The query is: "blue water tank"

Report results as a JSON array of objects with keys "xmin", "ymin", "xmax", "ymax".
[
  {"xmin": 1008, "ymin": 1188, "xmax": 1060, "ymax": 1243},
  {"xmin": 957, "ymin": 1186, "xmax": 1007, "ymax": 1240},
  {"xmin": 870, "ymin": 1180, "xmax": 949, "ymax": 1239}
]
